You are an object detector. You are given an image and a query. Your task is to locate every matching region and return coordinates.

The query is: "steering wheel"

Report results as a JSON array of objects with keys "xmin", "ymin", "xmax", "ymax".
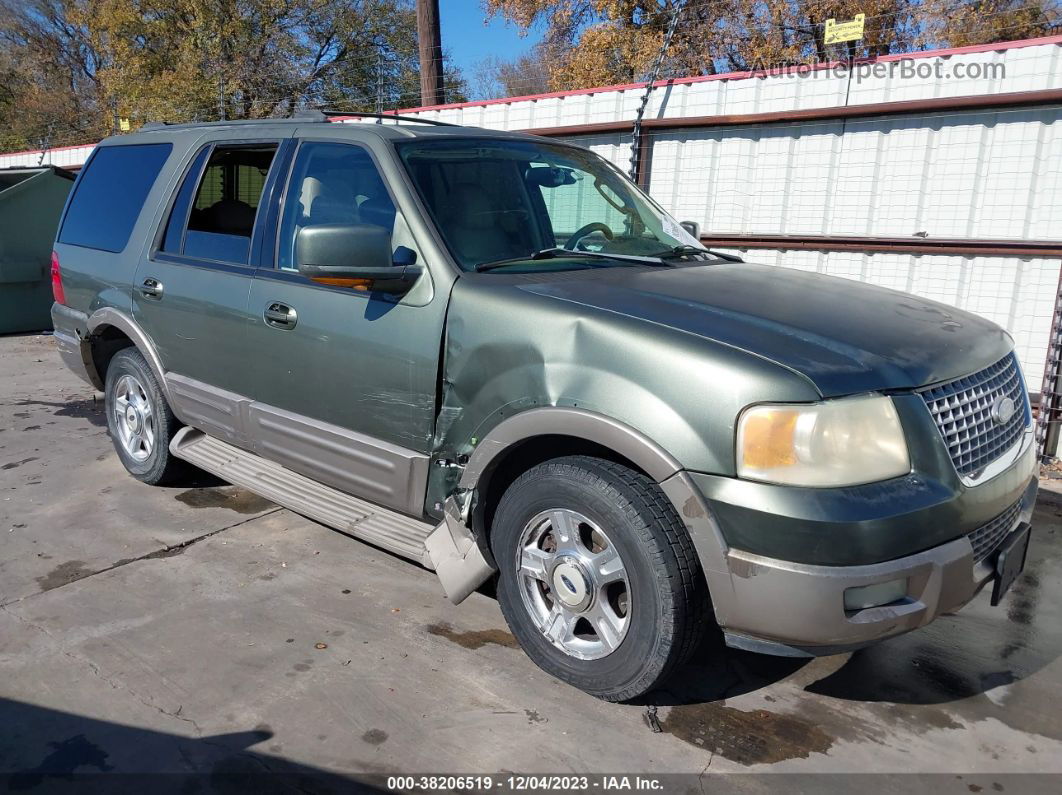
[{"xmin": 564, "ymin": 222, "xmax": 614, "ymax": 250}]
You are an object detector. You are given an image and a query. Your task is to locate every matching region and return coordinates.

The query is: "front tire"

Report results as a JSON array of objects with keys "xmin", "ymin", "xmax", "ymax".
[
  {"xmin": 492, "ymin": 456, "xmax": 708, "ymax": 701},
  {"xmin": 105, "ymin": 347, "xmax": 188, "ymax": 485}
]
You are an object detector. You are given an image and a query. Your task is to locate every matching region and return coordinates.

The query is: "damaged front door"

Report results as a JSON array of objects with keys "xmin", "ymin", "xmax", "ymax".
[{"xmin": 245, "ymin": 139, "xmax": 446, "ymax": 463}]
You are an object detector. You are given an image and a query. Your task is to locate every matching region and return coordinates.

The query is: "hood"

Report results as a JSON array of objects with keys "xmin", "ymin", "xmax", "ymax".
[{"xmin": 519, "ymin": 262, "xmax": 1013, "ymax": 398}]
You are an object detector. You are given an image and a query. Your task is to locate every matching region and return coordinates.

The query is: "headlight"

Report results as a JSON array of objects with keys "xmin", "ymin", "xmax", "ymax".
[{"xmin": 736, "ymin": 394, "xmax": 910, "ymax": 487}]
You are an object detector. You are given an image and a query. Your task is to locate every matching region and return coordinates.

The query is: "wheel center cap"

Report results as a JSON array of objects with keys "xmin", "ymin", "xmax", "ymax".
[
  {"xmin": 125, "ymin": 407, "xmax": 140, "ymax": 433},
  {"xmin": 552, "ymin": 558, "xmax": 592, "ymax": 610}
]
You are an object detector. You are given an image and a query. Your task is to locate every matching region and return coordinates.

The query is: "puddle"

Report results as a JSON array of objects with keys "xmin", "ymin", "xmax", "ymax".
[
  {"xmin": 175, "ymin": 486, "xmax": 274, "ymax": 514},
  {"xmin": 426, "ymin": 621, "xmax": 518, "ymax": 650},
  {"xmin": 362, "ymin": 729, "xmax": 388, "ymax": 745},
  {"xmin": 35, "ymin": 560, "xmax": 96, "ymax": 592},
  {"xmin": 660, "ymin": 702, "xmax": 833, "ymax": 765},
  {"xmin": 10, "ymin": 734, "xmax": 112, "ymax": 787}
]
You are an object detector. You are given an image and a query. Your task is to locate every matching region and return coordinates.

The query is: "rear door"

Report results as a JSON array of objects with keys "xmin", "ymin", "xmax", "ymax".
[
  {"xmin": 133, "ymin": 138, "xmax": 292, "ymax": 445},
  {"xmin": 241, "ymin": 137, "xmax": 447, "ymax": 514}
]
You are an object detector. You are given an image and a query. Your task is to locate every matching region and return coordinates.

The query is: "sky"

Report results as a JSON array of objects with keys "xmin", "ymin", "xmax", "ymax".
[{"xmin": 440, "ymin": 1, "xmax": 544, "ymax": 81}]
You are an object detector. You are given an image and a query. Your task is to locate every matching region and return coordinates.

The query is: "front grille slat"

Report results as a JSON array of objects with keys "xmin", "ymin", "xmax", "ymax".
[
  {"xmin": 921, "ymin": 353, "xmax": 1031, "ymax": 479},
  {"xmin": 967, "ymin": 499, "xmax": 1022, "ymax": 564}
]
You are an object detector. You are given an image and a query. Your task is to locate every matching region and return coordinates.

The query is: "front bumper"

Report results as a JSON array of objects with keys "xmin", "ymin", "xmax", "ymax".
[{"xmin": 686, "ymin": 428, "xmax": 1038, "ymax": 656}]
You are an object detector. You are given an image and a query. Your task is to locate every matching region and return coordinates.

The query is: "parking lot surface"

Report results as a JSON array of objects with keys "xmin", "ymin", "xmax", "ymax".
[{"xmin": 2, "ymin": 332, "xmax": 1062, "ymax": 789}]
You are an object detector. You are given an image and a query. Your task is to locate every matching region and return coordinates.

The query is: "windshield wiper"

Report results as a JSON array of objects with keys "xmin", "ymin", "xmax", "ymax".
[
  {"xmin": 475, "ymin": 247, "xmax": 668, "ymax": 272},
  {"xmin": 646, "ymin": 245, "xmax": 743, "ymax": 262}
]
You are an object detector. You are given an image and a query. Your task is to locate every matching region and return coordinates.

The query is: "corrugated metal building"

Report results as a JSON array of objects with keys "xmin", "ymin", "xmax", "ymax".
[{"xmin": 1, "ymin": 34, "xmax": 1059, "ymax": 410}]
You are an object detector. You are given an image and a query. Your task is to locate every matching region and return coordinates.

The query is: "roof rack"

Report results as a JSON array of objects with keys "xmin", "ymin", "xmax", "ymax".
[
  {"xmin": 294, "ymin": 109, "xmax": 460, "ymax": 127},
  {"xmin": 140, "ymin": 118, "xmax": 307, "ymax": 131},
  {"xmin": 139, "ymin": 109, "xmax": 460, "ymax": 132}
]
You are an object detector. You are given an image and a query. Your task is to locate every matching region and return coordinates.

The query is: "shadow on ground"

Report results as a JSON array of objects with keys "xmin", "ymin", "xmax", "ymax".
[
  {"xmin": 13, "ymin": 398, "xmax": 108, "ymax": 428},
  {"xmin": 0, "ymin": 699, "xmax": 386, "ymax": 793}
]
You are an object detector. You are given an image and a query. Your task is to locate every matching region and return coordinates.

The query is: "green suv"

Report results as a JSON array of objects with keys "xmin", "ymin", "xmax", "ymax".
[{"xmin": 50, "ymin": 114, "xmax": 1037, "ymax": 701}]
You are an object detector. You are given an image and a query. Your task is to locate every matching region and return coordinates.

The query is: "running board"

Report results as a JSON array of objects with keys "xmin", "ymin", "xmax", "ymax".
[{"xmin": 170, "ymin": 427, "xmax": 435, "ymax": 567}]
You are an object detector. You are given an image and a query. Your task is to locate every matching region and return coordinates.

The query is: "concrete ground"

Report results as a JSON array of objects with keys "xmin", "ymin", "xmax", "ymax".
[{"xmin": 2, "ymin": 332, "xmax": 1062, "ymax": 790}]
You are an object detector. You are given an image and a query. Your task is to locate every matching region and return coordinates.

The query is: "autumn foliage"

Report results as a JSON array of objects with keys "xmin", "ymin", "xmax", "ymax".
[{"xmin": 485, "ymin": 0, "xmax": 1059, "ymax": 92}]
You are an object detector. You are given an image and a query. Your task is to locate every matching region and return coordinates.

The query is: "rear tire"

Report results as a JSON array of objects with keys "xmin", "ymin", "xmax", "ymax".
[
  {"xmin": 492, "ymin": 455, "xmax": 708, "ymax": 702},
  {"xmin": 105, "ymin": 347, "xmax": 189, "ymax": 486}
]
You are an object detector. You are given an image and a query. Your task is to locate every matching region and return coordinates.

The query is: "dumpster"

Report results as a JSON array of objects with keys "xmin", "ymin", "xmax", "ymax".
[{"xmin": 0, "ymin": 166, "xmax": 76, "ymax": 333}]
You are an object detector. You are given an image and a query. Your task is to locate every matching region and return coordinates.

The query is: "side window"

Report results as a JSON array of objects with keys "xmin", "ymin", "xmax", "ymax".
[
  {"xmin": 160, "ymin": 147, "xmax": 210, "ymax": 253},
  {"xmin": 170, "ymin": 144, "xmax": 277, "ymax": 265},
  {"xmin": 58, "ymin": 143, "xmax": 172, "ymax": 253},
  {"xmin": 277, "ymin": 142, "xmax": 397, "ymax": 271}
]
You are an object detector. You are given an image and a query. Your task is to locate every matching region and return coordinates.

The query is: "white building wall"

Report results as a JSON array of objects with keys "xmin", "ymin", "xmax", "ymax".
[
  {"xmin": 712, "ymin": 247, "xmax": 1059, "ymax": 388},
  {"xmin": 0, "ymin": 144, "xmax": 95, "ymax": 170}
]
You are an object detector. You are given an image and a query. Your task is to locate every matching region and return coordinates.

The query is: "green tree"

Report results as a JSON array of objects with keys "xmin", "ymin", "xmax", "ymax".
[{"xmin": 0, "ymin": 0, "xmax": 467, "ymax": 154}]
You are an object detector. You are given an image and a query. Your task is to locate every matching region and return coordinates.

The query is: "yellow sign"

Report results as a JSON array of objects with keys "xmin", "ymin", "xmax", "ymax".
[
  {"xmin": 824, "ymin": 14, "xmax": 865, "ymax": 45},
  {"xmin": 119, "ymin": 117, "xmax": 131, "ymax": 132}
]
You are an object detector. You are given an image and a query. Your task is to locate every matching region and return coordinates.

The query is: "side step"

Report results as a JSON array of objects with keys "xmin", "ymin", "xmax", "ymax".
[{"xmin": 171, "ymin": 428, "xmax": 435, "ymax": 567}]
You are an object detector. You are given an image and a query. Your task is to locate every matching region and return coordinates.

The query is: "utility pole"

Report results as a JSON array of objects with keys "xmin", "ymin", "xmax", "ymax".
[{"xmin": 416, "ymin": 0, "xmax": 445, "ymax": 106}]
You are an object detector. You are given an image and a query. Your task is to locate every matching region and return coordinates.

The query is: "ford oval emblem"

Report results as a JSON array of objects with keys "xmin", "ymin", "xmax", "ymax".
[
  {"xmin": 991, "ymin": 395, "xmax": 1016, "ymax": 426},
  {"xmin": 560, "ymin": 574, "xmax": 578, "ymax": 594}
]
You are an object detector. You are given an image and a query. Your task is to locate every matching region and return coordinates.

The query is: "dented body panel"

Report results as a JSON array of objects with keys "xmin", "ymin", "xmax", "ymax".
[{"xmin": 426, "ymin": 268, "xmax": 821, "ymax": 509}]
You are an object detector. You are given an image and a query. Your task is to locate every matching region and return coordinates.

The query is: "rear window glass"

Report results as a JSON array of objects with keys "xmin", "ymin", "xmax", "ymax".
[{"xmin": 58, "ymin": 143, "xmax": 172, "ymax": 253}]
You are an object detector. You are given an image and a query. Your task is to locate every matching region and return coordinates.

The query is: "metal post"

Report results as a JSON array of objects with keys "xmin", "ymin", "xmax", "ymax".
[
  {"xmin": 1037, "ymin": 266, "xmax": 1062, "ymax": 461},
  {"xmin": 629, "ymin": 2, "xmax": 684, "ymax": 185},
  {"xmin": 376, "ymin": 41, "xmax": 386, "ymax": 116}
]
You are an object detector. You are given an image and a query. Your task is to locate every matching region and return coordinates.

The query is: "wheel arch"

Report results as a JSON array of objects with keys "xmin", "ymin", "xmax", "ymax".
[
  {"xmin": 85, "ymin": 308, "xmax": 172, "ymax": 404},
  {"xmin": 445, "ymin": 408, "xmax": 732, "ymax": 624},
  {"xmin": 457, "ymin": 408, "xmax": 683, "ymax": 556}
]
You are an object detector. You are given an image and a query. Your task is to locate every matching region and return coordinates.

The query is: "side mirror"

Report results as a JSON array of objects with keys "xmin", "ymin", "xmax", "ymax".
[
  {"xmin": 679, "ymin": 220, "xmax": 700, "ymax": 239},
  {"xmin": 296, "ymin": 223, "xmax": 421, "ymax": 293}
]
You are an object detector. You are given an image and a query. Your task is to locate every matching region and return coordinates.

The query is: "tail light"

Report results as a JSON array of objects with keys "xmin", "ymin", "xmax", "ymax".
[{"xmin": 50, "ymin": 251, "xmax": 66, "ymax": 305}]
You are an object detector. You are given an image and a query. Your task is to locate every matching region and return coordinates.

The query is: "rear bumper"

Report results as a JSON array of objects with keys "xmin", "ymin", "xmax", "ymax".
[
  {"xmin": 684, "ymin": 431, "xmax": 1038, "ymax": 656},
  {"xmin": 50, "ymin": 302, "xmax": 100, "ymax": 389}
]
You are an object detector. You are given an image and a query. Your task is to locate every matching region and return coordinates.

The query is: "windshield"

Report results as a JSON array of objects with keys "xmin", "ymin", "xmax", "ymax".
[{"xmin": 395, "ymin": 138, "xmax": 705, "ymax": 271}]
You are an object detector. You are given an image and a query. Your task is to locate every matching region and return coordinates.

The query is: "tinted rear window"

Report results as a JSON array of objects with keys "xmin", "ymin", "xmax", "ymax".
[{"xmin": 59, "ymin": 143, "xmax": 172, "ymax": 253}]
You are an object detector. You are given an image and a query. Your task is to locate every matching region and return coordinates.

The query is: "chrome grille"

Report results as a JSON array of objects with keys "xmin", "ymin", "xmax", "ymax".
[
  {"xmin": 967, "ymin": 499, "xmax": 1022, "ymax": 564},
  {"xmin": 921, "ymin": 353, "xmax": 1031, "ymax": 479}
]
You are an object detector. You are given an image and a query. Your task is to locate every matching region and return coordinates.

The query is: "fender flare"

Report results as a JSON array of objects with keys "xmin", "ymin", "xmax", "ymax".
[
  {"xmin": 448, "ymin": 407, "xmax": 733, "ymax": 618},
  {"xmin": 457, "ymin": 407, "xmax": 683, "ymax": 491},
  {"xmin": 85, "ymin": 307, "xmax": 173, "ymax": 405}
]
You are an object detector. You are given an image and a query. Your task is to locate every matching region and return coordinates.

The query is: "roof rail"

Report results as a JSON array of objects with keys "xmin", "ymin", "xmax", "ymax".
[
  {"xmin": 137, "ymin": 109, "xmax": 460, "ymax": 132},
  {"xmin": 297, "ymin": 109, "xmax": 460, "ymax": 127},
  {"xmin": 139, "ymin": 118, "xmax": 308, "ymax": 132}
]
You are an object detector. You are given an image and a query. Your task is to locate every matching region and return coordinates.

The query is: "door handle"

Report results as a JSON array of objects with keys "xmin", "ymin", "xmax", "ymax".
[
  {"xmin": 140, "ymin": 278, "xmax": 164, "ymax": 300},
  {"xmin": 264, "ymin": 302, "xmax": 297, "ymax": 330}
]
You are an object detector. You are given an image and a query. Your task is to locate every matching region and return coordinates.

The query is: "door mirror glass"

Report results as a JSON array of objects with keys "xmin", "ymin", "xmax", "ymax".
[{"xmin": 679, "ymin": 220, "xmax": 700, "ymax": 239}]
